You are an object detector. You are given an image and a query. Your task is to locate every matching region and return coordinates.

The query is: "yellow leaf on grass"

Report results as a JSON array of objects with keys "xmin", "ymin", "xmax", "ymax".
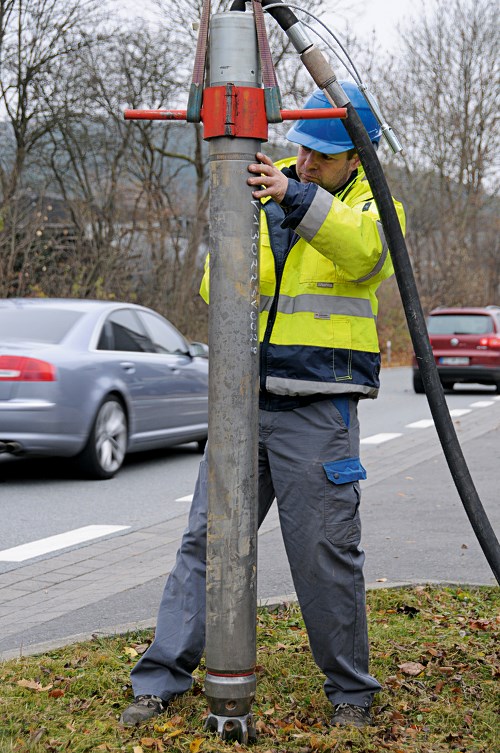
[
  {"xmin": 153, "ymin": 722, "xmax": 174, "ymax": 733},
  {"xmin": 190, "ymin": 739, "xmax": 204, "ymax": 752},
  {"xmin": 124, "ymin": 647, "xmax": 139, "ymax": 658},
  {"xmin": 165, "ymin": 729, "xmax": 185, "ymax": 739},
  {"xmin": 139, "ymin": 739, "xmax": 156, "ymax": 748},
  {"xmin": 133, "ymin": 748, "xmax": 143, "ymax": 753},
  {"xmin": 17, "ymin": 679, "xmax": 53, "ymax": 692}
]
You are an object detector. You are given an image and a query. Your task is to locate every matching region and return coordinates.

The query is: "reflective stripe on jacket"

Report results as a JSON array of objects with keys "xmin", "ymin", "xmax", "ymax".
[{"xmin": 200, "ymin": 156, "xmax": 406, "ymax": 399}]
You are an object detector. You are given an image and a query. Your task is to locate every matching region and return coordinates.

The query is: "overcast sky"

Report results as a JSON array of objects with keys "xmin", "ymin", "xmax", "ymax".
[
  {"xmin": 116, "ymin": 0, "xmax": 424, "ymax": 54},
  {"xmin": 349, "ymin": 0, "xmax": 420, "ymax": 51}
]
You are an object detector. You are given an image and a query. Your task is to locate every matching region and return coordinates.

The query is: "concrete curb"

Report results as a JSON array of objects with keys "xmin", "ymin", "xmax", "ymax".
[{"xmin": 1, "ymin": 580, "xmax": 493, "ymax": 662}]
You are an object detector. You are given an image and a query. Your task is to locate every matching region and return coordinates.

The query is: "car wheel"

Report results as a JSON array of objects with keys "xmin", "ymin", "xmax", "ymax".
[
  {"xmin": 412, "ymin": 372, "xmax": 424, "ymax": 394},
  {"xmin": 77, "ymin": 397, "xmax": 128, "ymax": 479},
  {"xmin": 197, "ymin": 437, "xmax": 207, "ymax": 454},
  {"xmin": 441, "ymin": 380, "xmax": 455, "ymax": 391}
]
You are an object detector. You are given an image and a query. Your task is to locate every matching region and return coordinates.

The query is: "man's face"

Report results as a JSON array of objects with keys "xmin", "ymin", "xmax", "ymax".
[{"xmin": 296, "ymin": 146, "xmax": 361, "ymax": 193}]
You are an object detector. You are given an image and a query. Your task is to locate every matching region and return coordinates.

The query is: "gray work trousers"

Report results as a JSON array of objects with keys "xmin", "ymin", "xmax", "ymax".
[{"xmin": 131, "ymin": 398, "xmax": 381, "ymax": 709}]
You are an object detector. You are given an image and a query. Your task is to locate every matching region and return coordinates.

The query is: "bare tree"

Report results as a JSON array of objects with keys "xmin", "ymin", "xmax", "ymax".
[
  {"xmin": 34, "ymin": 18, "xmax": 210, "ymax": 339},
  {"xmin": 0, "ymin": 0, "xmax": 105, "ymax": 201},
  {"xmin": 0, "ymin": 1, "xmax": 15, "ymax": 67},
  {"xmin": 0, "ymin": 0, "xmax": 106, "ymax": 295},
  {"xmin": 379, "ymin": 0, "xmax": 499, "ymax": 308}
]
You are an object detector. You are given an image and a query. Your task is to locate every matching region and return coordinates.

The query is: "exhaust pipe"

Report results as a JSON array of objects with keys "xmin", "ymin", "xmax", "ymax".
[{"xmin": 0, "ymin": 440, "xmax": 23, "ymax": 455}]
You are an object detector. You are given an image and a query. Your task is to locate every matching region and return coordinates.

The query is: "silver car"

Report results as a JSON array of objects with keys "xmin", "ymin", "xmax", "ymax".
[{"xmin": 0, "ymin": 299, "xmax": 208, "ymax": 479}]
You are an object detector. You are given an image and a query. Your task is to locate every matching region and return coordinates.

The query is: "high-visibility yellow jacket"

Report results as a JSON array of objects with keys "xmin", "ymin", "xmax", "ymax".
[{"xmin": 201, "ymin": 156, "xmax": 405, "ymax": 400}]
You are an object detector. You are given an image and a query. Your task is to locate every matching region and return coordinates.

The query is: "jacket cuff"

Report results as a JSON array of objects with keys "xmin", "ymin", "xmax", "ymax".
[{"xmin": 280, "ymin": 180, "xmax": 318, "ymax": 229}]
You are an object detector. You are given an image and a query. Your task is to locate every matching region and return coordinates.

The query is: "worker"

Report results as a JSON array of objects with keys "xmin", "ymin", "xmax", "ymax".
[{"xmin": 121, "ymin": 81, "xmax": 406, "ymax": 729}]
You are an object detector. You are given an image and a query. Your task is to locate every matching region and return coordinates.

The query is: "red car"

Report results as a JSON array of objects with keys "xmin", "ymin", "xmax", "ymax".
[{"xmin": 413, "ymin": 306, "xmax": 500, "ymax": 393}]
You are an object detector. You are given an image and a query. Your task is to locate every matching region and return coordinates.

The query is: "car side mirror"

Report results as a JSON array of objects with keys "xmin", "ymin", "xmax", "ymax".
[{"xmin": 189, "ymin": 342, "xmax": 209, "ymax": 358}]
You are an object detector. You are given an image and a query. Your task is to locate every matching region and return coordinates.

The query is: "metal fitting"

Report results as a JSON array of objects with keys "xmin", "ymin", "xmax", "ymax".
[{"xmin": 204, "ymin": 672, "xmax": 256, "ymax": 717}]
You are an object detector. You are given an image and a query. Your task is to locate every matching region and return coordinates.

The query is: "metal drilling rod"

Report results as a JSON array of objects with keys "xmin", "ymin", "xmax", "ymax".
[{"xmin": 204, "ymin": 10, "xmax": 262, "ymax": 743}]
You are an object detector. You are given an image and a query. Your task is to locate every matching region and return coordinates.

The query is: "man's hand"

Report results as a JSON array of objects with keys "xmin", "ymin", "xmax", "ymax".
[{"xmin": 247, "ymin": 152, "xmax": 288, "ymax": 204}]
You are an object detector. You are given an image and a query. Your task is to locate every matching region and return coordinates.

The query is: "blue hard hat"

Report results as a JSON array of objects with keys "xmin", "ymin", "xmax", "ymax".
[{"xmin": 286, "ymin": 81, "xmax": 382, "ymax": 154}]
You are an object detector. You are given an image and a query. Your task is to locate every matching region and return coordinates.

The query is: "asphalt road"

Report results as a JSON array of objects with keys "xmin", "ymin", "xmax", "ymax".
[{"xmin": 0, "ymin": 367, "xmax": 498, "ymax": 659}]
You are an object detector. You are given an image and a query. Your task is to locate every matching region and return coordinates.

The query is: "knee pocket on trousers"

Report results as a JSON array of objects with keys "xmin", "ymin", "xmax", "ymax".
[{"xmin": 323, "ymin": 458, "xmax": 365, "ymax": 546}]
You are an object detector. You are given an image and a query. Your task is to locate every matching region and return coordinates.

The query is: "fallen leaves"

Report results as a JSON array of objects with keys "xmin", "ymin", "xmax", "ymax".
[
  {"xmin": 469, "ymin": 617, "xmax": 496, "ymax": 631},
  {"xmin": 123, "ymin": 646, "xmax": 139, "ymax": 658},
  {"xmin": 17, "ymin": 679, "xmax": 53, "ymax": 692},
  {"xmin": 398, "ymin": 662, "xmax": 425, "ymax": 676},
  {"xmin": 3, "ymin": 586, "xmax": 498, "ymax": 753},
  {"xmin": 433, "ymin": 680, "xmax": 445, "ymax": 694},
  {"xmin": 134, "ymin": 737, "xmax": 169, "ymax": 752},
  {"xmin": 48, "ymin": 688, "xmax": 64, "ymax": 699},
  {"xmin": 153, "ymin": 714, "xmax": 184, "ymax": 733},
  {"xmin": 437, "ymin": 666, "xmax": 455, "ymax": 675}
]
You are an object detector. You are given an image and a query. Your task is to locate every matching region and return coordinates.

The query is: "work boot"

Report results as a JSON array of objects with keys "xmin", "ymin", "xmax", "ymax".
[
  {"xmin": 331, "ymin": 702, "xmax": 372, "ymax": 728},
  {"xmin": 120, "ymin": 694, "xmax": 168, "ymax": 726}
]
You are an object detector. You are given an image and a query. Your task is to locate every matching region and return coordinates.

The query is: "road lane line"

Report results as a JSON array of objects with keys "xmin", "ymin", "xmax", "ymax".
[
  {"xmin": 361, "ymin": 433, "xmax": 403, "ymax": 445},
  {"xmin": 0, "ymin": 525, "xmax": 130, "ymax": 562},
  {"xmin": 469, "ymin": 401, "xmax": 495, "ymax": 408},
  {"xmin": 449, "ymin": 409, "xmax": 472, "ymax": 417},
  {"xmin": 176, "ymin": 495, "xmax": 194, "ymax": 502},
  {"xmin": 406, "ymin": 419, "xmax": 434, "ymax": 429}
]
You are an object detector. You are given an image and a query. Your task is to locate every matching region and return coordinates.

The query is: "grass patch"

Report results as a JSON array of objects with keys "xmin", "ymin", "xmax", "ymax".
[{"xmin": 1, "ymin": 586, "xmax": 498, "ymax": 752}]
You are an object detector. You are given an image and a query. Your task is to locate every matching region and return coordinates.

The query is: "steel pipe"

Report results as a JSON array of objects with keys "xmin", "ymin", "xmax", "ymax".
[{"xmin": 204, "ymin": 10, "xmax": 261, "ymax": 743}]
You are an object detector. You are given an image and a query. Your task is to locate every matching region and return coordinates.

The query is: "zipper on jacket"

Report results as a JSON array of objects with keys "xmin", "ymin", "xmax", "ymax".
[{"xmin": 258, "ymin": 166, "xmax": 360, "ymax": 394}]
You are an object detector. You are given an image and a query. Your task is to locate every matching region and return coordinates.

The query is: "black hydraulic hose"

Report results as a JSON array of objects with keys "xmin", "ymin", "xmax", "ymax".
[
  {"xmin": 230, "ymin": 0, "xmax": 297, "ymax": 30},
  {"xmin": 230, "ymin": 0, "xmax": 500, "ymax": 584}
]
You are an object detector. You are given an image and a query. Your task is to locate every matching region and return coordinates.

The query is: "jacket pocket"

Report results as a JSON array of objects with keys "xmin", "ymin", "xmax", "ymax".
[{"xmin": 323, "ymin": 457, "xmax": 366, "ymax": 546}]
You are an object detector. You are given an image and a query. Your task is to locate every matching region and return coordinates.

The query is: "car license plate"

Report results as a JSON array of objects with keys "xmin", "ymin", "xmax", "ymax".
[{"xmin": 439, "ymin": 357, "xmax": 470, "ymax": 365}]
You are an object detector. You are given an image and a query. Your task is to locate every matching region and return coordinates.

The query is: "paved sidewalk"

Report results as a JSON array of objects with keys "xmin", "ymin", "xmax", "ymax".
[{"xmin": 1, "ymin": 401, "xmax": 498, "ymax": 661}]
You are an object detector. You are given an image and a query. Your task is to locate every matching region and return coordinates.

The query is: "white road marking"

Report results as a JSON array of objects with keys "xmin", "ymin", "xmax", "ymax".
[
  {"xmin": 172, "ymin": 400, "xmax": 498, "ymax": 468},
  {"xmin": 176, "ymin": 494, "xmax": 194, "ymax": 502},
  {"xmin": 361, "ymin": 433, "xmax": 403, "ymax": 445},
  {"xmin": 406, "ymin": 419, "xmax": 434, "ymax": 429},
  {"xmin": 0, "ymin": 525, "xmax": 130, "ymax": 562}
]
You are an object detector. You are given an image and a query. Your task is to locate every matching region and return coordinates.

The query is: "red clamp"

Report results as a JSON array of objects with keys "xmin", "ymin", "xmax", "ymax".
[
  {"xmin": 124, "ymin": 87, "xmax": 347, "ymax": 142},
  {"xmin": 202, "ymin": 85, "xmax": 269, "ymax": 140}
]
